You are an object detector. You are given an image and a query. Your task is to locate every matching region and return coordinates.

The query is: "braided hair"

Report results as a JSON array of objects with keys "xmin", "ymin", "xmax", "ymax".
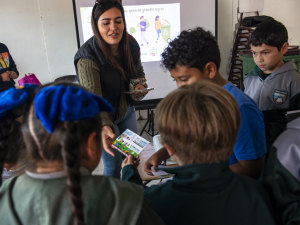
[{"xmin": 22, "ymin": 83, "xmax": 103, "ymax": 225}]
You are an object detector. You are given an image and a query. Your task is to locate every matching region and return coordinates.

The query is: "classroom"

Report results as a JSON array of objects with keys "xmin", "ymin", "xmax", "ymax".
[{"xmin": 0, "ymin": 0, "xmax": 299, "ymax": 224}]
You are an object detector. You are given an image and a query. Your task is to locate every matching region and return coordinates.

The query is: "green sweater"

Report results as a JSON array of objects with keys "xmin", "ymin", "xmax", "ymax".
[
  {"xmin": 0, "ymin": 173, "xmax": 165, "ymax": 225},
  {"xmin": 122, "ymin": 162, "xmax": 276, "ymax": 225},
  {"xmin": 77, "ymin": 56, "xmax": 145, "ymax": 131}
]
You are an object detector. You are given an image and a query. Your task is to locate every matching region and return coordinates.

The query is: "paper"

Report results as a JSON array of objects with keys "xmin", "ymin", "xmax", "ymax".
[
  {"xmin": 112, "ymin": 129, "xmax": 149, "ymax": 158},
  {"xmin": 151, "ymin": 165, "xmax": 171, "ymax": 176}
]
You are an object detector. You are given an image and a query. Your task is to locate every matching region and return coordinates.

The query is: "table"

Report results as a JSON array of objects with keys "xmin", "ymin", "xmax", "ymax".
[{"xmin": 137, "ymin": 143, "xmax": 178, "ymax": 182}]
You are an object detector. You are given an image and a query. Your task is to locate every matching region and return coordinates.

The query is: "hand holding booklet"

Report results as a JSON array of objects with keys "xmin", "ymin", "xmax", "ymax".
[
  {"xmin": 112, "ymin": 129, "xmax": 150, "ymax": 158},
  {"xmin": 123, "ymin": 87, "xmax": 155, "ymax": 94}
]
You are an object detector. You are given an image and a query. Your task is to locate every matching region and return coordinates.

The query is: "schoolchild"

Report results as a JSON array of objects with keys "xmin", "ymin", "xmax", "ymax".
[
  {"xmin": 0, "ymin": 43, "xmax": 19, "ymax": 92},
  {"xmin": 243, "ymin": 19, "xmax": 300, "ymax": 151},
  {"xmin": 145, "ymin": 27, "xmax": 266, "ymax": 179},
  {"xmin": 262, "ymin": 111, "xmax": 300, "ymax": 225},
  {"xmin": 0, "ymin": 85, "xmax": 37, "ymax": 184},
  {"xmin": 122, "ymin": 81, "xmax": 275, "ymax": 225},
  {"xmin": 0, "ymin": 83, "xmax": 165, "ymax": 225}
]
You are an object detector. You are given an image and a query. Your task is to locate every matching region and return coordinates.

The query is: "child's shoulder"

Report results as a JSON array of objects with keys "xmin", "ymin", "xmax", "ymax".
[{"xmin": 224, "ymin": 82, "xmax": 258, "ymax": 107}]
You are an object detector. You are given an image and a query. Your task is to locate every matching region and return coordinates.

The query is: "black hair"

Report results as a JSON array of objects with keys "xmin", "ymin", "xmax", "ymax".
[
  {"xmin": 140, "ymin": 16, "xmax": 144, "ymax": 19},
  {"xmin": 161, "ymin": 27, "xmax": 221, "ymax": 72},
  {"xmin": 0, "ymin": 114, "xmax": 15, "ymax": 186},
  {"xmin": 91, "ymin": 1, "xmax": 137, "ymax": 79},
  {"xmin": 0, "ymin": 88, "xmax": 37, "ymax": 186},
  {"xmin": 5, "ymin": 120, "xmax": 27, "ymax": 165},
  {"xmin": 250, "ymin": 20, "xmax": 288, "ymax": 51},
  {"xmin": 22, "ymin": 82, "xmax": 103, "ymax": 225}
]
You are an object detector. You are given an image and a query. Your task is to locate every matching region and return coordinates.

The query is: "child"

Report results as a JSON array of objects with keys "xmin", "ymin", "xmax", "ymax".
[
  {"xmin": 0, "ymin": 83, "xmax": 164, "ymax": 225},
  {"xmin": 145, "ymin": 27, "xmax": 266, "ymax": 179},
  {"xmin": 262, "ymin": 111, "xmax": 300, "ymax": 225},
  {"xmin": 243, "ymin": 19, "xmax": 300, "ymax": 152},
  {"xmin": 1, "ymin": 120, "xmax": 27, "ymax": 182},
  {"xmin": 0, "ymin": 43, "xmax": 19, "ymax": 92},
  {"xmin": 122, "ymin": 81, "xmax": 275, "ymax": 225},
  {"xmin": 0, "ymin": 84, "xmax": 37, "ymax": 184}
]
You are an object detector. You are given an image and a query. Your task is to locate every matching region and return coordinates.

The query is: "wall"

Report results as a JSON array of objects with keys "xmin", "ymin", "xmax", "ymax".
[
  {"xmin": 0, "ymin": 0, "xmax": 299, "ymax": 83},
  {"xmin": 0, "ymin": 0, "xmax": 78, "ymax": 84}
]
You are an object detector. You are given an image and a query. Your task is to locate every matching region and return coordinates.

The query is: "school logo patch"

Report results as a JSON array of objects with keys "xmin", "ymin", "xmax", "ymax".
[{"xmin": 273, "ymin": 89, "xmax": 288, "ymax": 105}]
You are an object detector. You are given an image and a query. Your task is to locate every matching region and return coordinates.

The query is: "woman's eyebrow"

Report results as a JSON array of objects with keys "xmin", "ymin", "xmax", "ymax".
[{"xmin": 101, "ymin": 16, "xmax": 123, "ymax": 21}]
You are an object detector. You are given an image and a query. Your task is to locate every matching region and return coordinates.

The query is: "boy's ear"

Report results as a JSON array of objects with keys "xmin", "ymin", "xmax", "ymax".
[
  {"xmin": 164, "ymin": 143, "xmax": 176, "ymax": 157},
  {"xmin": 281, "ymin": 42, "xmax": 289, "ymax": 55},
  {"xmin": 204, "ymin": 62, "xmax": 217, "ymax": 79},
  {"xmin": 86, "ymin": 132, "xmax": 97, "ymax": 158}
]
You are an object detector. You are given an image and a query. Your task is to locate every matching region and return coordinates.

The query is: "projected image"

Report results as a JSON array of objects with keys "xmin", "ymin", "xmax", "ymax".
[{"xmin": 79, "ymin": 3, "xmax": 180, "ymax": 63}]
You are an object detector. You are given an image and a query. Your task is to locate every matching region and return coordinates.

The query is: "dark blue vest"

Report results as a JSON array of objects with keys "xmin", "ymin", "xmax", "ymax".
[{"xmin": 74, "ymin": 36, "xmax": 140, "ymax": 121}]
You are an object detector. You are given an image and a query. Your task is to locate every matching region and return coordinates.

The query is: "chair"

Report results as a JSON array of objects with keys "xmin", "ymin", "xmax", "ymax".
[{"xmin": 54, "ymin": 75, "xmax": 79, "ymax": 83}]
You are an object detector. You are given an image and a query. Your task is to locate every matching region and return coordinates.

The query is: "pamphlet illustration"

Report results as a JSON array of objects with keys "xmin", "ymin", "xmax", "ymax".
[
  {"xmin": 79, "ymin": 3, "xmax": 180, "ymax": 63},
  {"xmin": 112, "ymin": 129, "xmax": 150, "ymax": 158}
]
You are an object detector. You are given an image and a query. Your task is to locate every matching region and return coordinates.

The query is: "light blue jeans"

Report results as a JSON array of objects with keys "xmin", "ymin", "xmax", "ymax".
[{"xmin": 102, "ymin": 105, "xmax": 138, "ymax": 179}]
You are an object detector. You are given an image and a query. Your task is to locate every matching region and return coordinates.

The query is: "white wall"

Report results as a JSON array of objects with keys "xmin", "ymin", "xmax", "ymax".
[
  {"xmin": 0, "ymin": 0, "xmax": 78, "ymax": 84},
  {"xmin": 0, "ymin": 0, "xmax": 299, "ymax": 84}
]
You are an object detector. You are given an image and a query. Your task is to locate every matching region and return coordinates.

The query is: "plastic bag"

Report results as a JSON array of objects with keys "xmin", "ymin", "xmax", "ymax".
[{"xmin": 18, "ymin": 73, "xmax": 42, "ymax": 86}]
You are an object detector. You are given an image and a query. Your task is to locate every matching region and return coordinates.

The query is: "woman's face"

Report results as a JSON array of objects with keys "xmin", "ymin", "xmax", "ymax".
[{"xmin": 98, "ymin": 7, "xmax": 124, "ymax": 47}]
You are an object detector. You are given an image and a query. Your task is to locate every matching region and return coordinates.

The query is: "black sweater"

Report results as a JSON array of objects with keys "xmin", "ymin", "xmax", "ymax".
[{"xmin": 0, "ymin": 43, "xmax": 19, "ymax": 92}]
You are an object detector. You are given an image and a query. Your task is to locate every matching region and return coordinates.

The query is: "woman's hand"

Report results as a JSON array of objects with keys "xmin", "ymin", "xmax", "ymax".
[
  {"xmin": 121, "ymin": 155, "xmax": 140, "ymax": 168},
  {"xmin": 132, "ymin": 84, "xmax": 147, "ymax": 97},
  {"xmin": 101, "ymin": 126, "xmax": 116, "ymax": 157}
]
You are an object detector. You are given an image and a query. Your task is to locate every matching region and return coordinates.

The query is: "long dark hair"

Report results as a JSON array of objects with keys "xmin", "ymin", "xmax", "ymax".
[
  {"xmin": 0, "ymin": 88, "xmax": 36, "ymax": 187},
  {"xmin": 0, "ymin": 114, "xmax": 15, "ymax": 186},
  {"xmin": 21, "ymin": 83, "xmax": 103, "ymax": 225},
  {"xmin": 91, "ymin": 1, "xmax": 137, "ymax": 79}
]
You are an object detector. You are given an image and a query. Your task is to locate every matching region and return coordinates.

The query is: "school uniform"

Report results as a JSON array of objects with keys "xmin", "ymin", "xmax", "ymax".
[
  {"xmin": 243, "ymin": 60, "xmax": 300, "ymax": 151},
  {"xmin": 122, "ymin": 162, "xmax": 276, "ymax": 225},
  {"xmin": 0, "ymin": 43, "xmax": 19, "ymax": 92},
  {"xmin": 262, "ymin": 117, "xmax": 300, "ymax": 225},
  {"xmin": 0, "ymin": 168, "xmax": 165, "ymax": 225}
]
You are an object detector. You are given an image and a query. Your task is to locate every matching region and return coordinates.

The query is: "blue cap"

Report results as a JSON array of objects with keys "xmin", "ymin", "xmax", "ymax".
[
  {"xmin": 34, "ymin": 85, "xmax": 114, "ymax": 133},
  {"xmin": 0, "ymin": 84, "xmax": 38, "ymax": 120}
]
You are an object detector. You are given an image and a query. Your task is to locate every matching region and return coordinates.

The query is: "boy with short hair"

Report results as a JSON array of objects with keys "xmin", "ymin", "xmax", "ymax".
[
  {"xmin": 144, "ymin": 27, "xmax": 266, "ymax": 179},
  {"xmin": 243, "ymin": 19, "xmax": 300, "ymax": 151},
  {"xmin": 122, "ymin": 81, "xmax": 275, "ymax": 225}
]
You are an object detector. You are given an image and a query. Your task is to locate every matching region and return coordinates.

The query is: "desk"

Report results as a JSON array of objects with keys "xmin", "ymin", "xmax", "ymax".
[{"xmin": 137, "ymin": 143, "xmax": 178, "ymax": 182}]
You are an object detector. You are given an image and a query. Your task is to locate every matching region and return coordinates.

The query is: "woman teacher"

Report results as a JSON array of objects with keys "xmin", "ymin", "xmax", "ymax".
[{"xmin": 74, "ymin": 0, "xmax": 147, "ymax": 178}]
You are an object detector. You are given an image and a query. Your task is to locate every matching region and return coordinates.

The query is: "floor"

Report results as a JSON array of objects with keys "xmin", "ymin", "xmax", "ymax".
[{"xmin": 92, "ymin": 112, "xmax": 158, "ymax": 176}]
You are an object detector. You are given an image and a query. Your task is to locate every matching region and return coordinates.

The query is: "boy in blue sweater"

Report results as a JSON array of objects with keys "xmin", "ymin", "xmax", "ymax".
[{"xmin": 144, "ymin": 27, "xmax": 266, "ymax": 179}]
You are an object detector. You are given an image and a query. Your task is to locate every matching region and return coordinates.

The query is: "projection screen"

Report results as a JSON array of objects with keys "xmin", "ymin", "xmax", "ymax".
[{"xmin": 73, "ymin": 0, "xmax": 217, "ymax": 103}]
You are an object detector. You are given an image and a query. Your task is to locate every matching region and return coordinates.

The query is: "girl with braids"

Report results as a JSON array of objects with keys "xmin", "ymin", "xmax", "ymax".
[
  {"xmin": 0, "ymin": 84, "xmax": 38, "ymax": 185},
  {"xmin": 0, "ymin": 83, "xmax": 164, "ymax": 225},
  {"xmin": 74, "ymin": 0, "xmax": 148, "ymax": 179}
]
